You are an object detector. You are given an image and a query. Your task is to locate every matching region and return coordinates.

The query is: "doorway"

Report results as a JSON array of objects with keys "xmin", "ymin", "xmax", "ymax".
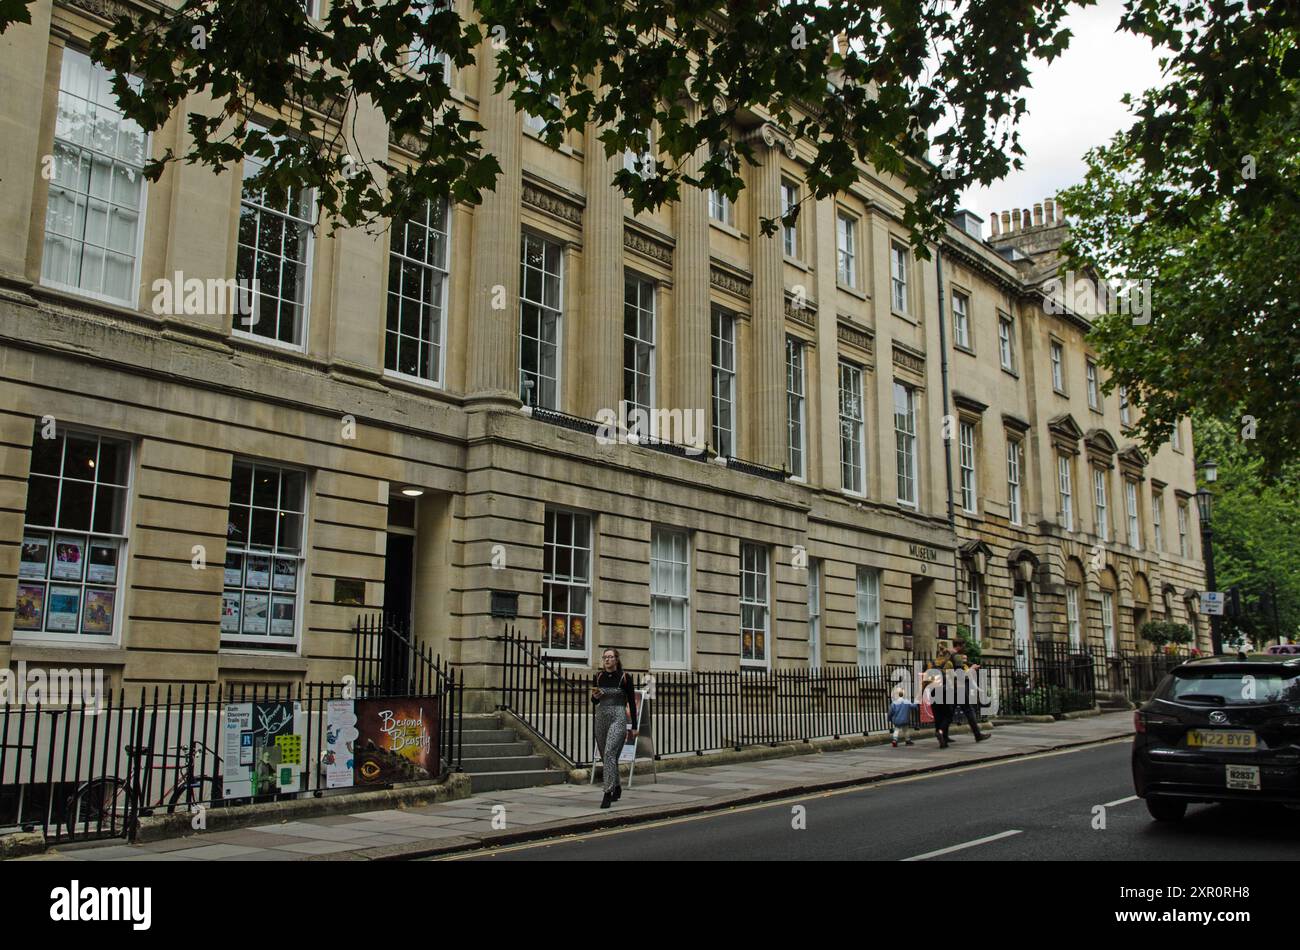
[
  {"xmin": 384, "ymin": 495, "xmax": 417, "ymax": 633},
  {"xmin": 1013, "ymin": 580, "xmax": 1031, "ymax": 672}
]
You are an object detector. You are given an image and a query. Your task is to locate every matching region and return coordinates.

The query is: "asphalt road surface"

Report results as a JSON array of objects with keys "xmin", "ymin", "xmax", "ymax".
[{"xmin": 438, "ymin": 739, "xmax": 1300, "ymax": 861}]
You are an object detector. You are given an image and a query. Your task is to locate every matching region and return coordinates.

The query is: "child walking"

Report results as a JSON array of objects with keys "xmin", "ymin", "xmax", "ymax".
[{"xmin": 889, "ymin": 686, "xmax": 917, "ymax": 747}]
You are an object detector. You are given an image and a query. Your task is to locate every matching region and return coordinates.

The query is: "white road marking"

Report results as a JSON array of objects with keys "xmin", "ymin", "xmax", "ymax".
[
  {"xmin": 1103, "ymin": 795, "xmax": 1139, "ymax": 807},
  {"xmin": 902, "ymin": 829, "xmax": 1023, "ymax": 862}
]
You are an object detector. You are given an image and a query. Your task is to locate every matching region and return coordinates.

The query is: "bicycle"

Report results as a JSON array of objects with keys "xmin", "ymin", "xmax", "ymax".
[{"xmin": 64, "ymin": 741, "xmax": 221, "ymax": 838}]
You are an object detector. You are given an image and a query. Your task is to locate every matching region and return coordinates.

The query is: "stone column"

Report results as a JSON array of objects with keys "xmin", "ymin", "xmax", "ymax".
[
  {"xmin": 746, "ymin": 124, "xmax": 791, "ymax": 469},
  {"xmin": 580, "ymin": 122, "xmax": 624, "ymax": 419},
  {"xmin": 672, "ymin": 103, "xmax": 711, "ymax": 451},
  {"xmin": 465, "ymin": 40, "xmax": 523, "ymax": 408}
]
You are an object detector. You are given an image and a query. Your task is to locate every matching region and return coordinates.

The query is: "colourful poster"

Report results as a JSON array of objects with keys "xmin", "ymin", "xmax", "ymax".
[
  {"xmin": 551, "ymin": 615, "xmax": 567, "ymax": 650},
  {"xmin": 52, "ymin": 536, "xmax": 84, "ymax": 581},
  {"xmin": 223, "ymin": 551, "xmax": 243, "ymax": 587},
  {"xmin": 324, "ymin": 699, "xmax": 357, "ymax": 790},
  {"xmin": 269, "ymin": 595, "xmax": 295, "ymax": 636},
  {"xmin": 220, "ymin": 593, "xmax": 241, "ymax": 633},
  {"xmin": 15, "ymin": 583, "xmax": 45, "ymax": 631},
  {"xmin": 82, "ymin": 589, "xmax": 115, "ymax": 635},
  {"xmin": 46, "ymin": 585, "xmax": 81, "ymax": 632},
  {"xmin": 20, "ymin": 535, "xmax": 50, "ymax": 579},
  {"xmin": 570, "ymin": 617, "xmax": 585, "ymax": 651},
  {"xmin": 86, "ymin": 541, "xmax": 118, "ymax": 584},
  {"xmin": 242, "ymin": 592, "xmax": 269, "ymax": 634},
  {"xmin": 272, "ymin": 557, "xmax": 297, "ymax": 592},
  {"xmin": 354, "ymin": 698, "xmax": 439, "ymax": 786},
  {"xmin": 244, "ymin": 554, "xmax": 270, "ymax": 589},
  {"xmin": 222, "ymin": 701, "xmax": 303, "ymax": 799}
]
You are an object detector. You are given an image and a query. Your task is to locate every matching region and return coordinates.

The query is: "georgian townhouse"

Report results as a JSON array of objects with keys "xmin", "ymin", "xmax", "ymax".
[{"xmin": 0, "ymin": 0, "xmax": 1206, "ymax": 706}]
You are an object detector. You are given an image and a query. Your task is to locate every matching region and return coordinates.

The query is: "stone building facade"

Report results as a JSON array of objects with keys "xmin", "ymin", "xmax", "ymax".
[{"xmin": 0, "ymin": 0, "xmax": 1206, "ymax": 706}]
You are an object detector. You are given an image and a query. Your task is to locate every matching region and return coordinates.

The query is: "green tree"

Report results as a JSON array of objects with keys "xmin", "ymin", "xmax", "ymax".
[
  {"xmin": 1, "ymin": 0, "xmax": 1084, "ymax": 247},
  {"xmin": 1061, "ymin": 6, "xmax": 1300, "ymax": 475},
  {"xmin": 1193, "ymin": 414, "xmax": 1300, "ymax": 646}
]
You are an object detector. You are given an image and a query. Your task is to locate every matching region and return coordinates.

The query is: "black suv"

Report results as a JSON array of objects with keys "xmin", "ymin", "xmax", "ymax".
[{"xmin": 1132, "ymin": 654, "xmax": 1300, "ymax": 821}]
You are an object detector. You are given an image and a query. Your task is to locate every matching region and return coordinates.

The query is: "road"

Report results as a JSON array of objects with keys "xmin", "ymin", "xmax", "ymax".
[{"xmin": 436, "ymin": 739, "xmax": 1300, "ymax": 861}]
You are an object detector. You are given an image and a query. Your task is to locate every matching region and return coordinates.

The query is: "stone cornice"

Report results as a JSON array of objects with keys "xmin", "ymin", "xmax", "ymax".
[
  {"xmin": 836, "ymin": 318, "xmax": 874, "ymax": 358},
  {"xmin": 710, "ymin": 261, "xmax": 752, "ymax": 302},
  {"xmin": 951, "ymin": 392, "xmax": 988, "ymax": 416},
  {"xmin": 56, "ymin": 0, "xmax": 154, "ymax": 24},
  {"xmin": 623, "ymin": 221, "xmax": 674, "ymax": 268},
  {"xmin": 522, "ymin": 174, "xmax": 584, "ymax": 229},
  {"xmin": 1002, "ymin": 413, "xmax": 1031, "ymax": 434},
  {"xmin": 891, "ymin": 342, "xmax": 925, "ymax": 377},
  {"xmin": 784, "ymin": 291, "xmax": 816, "ymax": 330}
]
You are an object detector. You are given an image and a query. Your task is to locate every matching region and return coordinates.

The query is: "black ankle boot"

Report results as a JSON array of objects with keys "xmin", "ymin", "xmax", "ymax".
[
  {"xmin": 612, "ymin": 784, "xmax": 622, "ymax": 801},
  {"xmin": 600, "ymin": 792, "xmax": 612, "ymax": 809}
]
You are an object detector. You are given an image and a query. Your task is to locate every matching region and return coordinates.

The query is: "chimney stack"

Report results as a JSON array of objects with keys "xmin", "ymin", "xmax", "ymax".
[
  {"xmin": 1033, "ymin": 202, "xmax": 1043, "ymax": 227},
  {"xmin": 1011, "ymin": 208, "xmax": 1022, "ymax": 231},
  {"xmin": 989, "ymin": 211, "xmax": 1001, "ymax": 237},
  {"xmin": 1044, "ymin": 197, "xmax": 1055, "ymax": 224}
]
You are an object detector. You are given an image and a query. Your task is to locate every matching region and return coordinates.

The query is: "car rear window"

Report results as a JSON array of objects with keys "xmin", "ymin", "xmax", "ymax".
[{"xmin": 1157, "ymin": 670, "xmax": 1300, "ymax": 706}]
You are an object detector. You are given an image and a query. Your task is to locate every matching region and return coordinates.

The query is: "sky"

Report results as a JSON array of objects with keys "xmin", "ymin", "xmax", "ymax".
[{"xmin": 958, "ymin": 0, "xmax": 1167, "ymax": 227}]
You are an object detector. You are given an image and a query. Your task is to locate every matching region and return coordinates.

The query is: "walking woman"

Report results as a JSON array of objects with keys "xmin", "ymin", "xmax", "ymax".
[{"xmin": 591, "ymin": 648, "xmax": 638, "ymax": 808}]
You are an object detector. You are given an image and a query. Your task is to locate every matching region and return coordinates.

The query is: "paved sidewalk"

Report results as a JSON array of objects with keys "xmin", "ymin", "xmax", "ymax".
[{"xmin": 24, "ymin": 713, "xmax": 1134, "ymax": 862}]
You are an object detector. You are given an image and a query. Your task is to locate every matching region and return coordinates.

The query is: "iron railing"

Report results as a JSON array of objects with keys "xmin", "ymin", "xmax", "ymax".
[
  {"xmin": 0, "ymin": 617, "xmax": 463, "ymax": 844},
  {"xmin": 499, "ymin": 628, "xmax": 999, "ymax": 766}
]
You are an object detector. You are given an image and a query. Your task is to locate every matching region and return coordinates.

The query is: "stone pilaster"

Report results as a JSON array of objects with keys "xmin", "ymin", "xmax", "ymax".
[
  {"xmin": 746, "ymin": 123, "xmax": 792, "ymax": 469},
  {"xmin": 672, "ymin": 104, "xmax": 711, "ymax": 451},
  {"xmin": 579, "ymin": 122, "xmax": 624, "ymax": 419},
  {"xmin": 465, "ymin": 40, "xmax": 523, "ymax": 408}
]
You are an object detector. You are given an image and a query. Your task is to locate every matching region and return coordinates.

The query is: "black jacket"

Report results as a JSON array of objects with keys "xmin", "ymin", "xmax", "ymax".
[{"xmin": 592, "ymin": 670, "xmax": 638, "ymax": 725}]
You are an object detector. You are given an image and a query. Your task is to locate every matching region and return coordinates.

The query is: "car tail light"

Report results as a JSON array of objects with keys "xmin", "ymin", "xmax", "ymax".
[{"xmin": 1134, "ymin": 711, "xmax": 1145, "ymax": 733}]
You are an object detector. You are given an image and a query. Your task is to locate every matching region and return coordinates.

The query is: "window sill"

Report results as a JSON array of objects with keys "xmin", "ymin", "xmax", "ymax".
[
  {"xmin": 953, "ymin": 344, "xmax": 976, "ymax": 357},
  {"xmin": 892, "ymin": 309, "xmax": 917, "ymax": 325},
  {"xmin": 9, "ymin": 641, "xmax": 128, "ymax": 664},
  {"xmin": 383, "ymin": 369, "xmax": 447, "ymax": 393},
  {"xmin": 1001, "ymin": 366, "xmax": 1019, "ymax": 379},
  {"xmin": 217, "ymin": 650, "xmax": 308, "ymax": 672},
  {"xmin": 231, "ymin": 328, "xmax": 308, "ymax": 355},
  {"xmin": 1053, "ymin": 388, "xmax": 1068, "ymax": 398},
  {"xmin": 708, "ymin": 218, "xmax": 746, "ymax": 241},
  {"xmin": 837, "ymin": 282, "xmax": 867, "ymax": 301},
  {"xmin": 39, "ymin": 278, "xmax": 139, "ymax": 313},
  {"xmin": 784, "ymin": 256, "xmax": 810, "ymax": 273}
]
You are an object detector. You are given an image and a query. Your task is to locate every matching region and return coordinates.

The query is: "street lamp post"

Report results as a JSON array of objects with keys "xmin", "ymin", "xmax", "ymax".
[{"xmin": 1196, "ymin": 459, "xmax": 1221, "ymax": 656}]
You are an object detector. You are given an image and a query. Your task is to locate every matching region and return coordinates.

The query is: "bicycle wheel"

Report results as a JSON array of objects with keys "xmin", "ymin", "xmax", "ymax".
[
  {"xmin": 65, "ymin": 778, "xmax": 136, "ymax": 837},
  {"xmin": 167, "ymin": 776, "xmax": 214, "ymax": 815}
]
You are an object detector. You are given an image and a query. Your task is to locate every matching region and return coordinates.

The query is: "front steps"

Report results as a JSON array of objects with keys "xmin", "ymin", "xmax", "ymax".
[{"xmin": 457, "ymin": 713, "xmax": 569, "ymax": 793}]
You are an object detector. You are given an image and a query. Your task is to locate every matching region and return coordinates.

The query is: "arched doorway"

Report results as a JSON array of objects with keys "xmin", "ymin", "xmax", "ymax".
[
  {"xmin": 1007, "ymin": 547, "xmax": 1039, "ymax": 671},
  {"xmin": 1132, "ymin": 572, "xmax": 1151, "ymax": 653}
]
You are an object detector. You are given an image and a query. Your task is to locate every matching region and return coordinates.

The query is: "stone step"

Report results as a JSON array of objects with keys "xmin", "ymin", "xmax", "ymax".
[
  {"xmin": 459, "ymin": 728, "xmax": 519, "ymax": 744},
  {"xmin": 460, "ymin": 740, "xmax": 534, "ymax": 759},
  {"xmin": 469, "ymin": 769, "xmax": 569, "ymax": 793},
  {"xmin": 460, "ymin": 755, "xmax": 550, "ymax": 774}
]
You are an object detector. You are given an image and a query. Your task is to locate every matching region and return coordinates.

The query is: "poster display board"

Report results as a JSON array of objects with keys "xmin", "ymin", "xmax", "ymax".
[
  {"xmin": 221, "ymin": 700, "xmax": 304, "ymax": 799},
  {"xmin": 353, "ymin": 698, "xmax": 439, "ymax": 786},
  {"xmin": 324, "ymin": 700, "xmax": 358, "ymax": 790}
]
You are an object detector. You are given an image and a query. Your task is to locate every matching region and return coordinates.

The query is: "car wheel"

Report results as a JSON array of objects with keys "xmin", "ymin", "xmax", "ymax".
[{"xmin": 1146, "ymin": 796, "xmax": 1187, "ymax": 822}]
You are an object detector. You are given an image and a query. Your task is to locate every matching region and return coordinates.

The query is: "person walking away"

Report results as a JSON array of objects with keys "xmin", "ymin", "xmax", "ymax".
[
  {"xmin": 945, "ymin": 642, "xmax": 988, "ymax": 742},
  {"xmin": 591, "ymin": 648, "xmax": 638, "ymax": 808},
  {"xmin": 889, "ymin": 686, "xmax": 917, "ymax": 747},
  {"xmin": 930, "ymin": 649, "xmax": 957, "ymax": 748}
]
